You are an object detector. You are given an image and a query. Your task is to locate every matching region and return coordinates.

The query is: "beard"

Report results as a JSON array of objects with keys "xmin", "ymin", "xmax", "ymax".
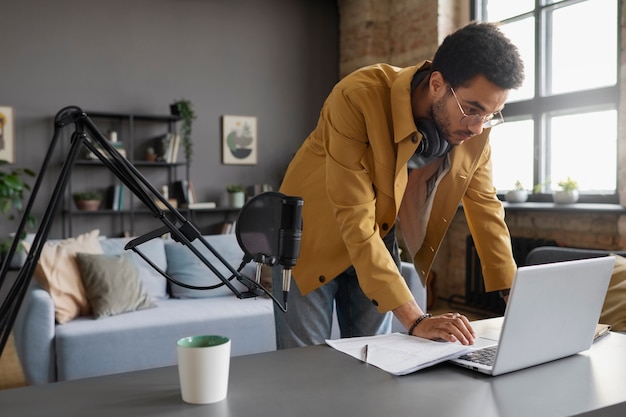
[{"xmin": 431, "ymin": 95, "xmax": 473, "ymax": 146}]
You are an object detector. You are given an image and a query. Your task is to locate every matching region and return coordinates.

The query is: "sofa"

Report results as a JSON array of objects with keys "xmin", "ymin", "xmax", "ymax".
[{"xmin": 14, "ymin": 230, "xmax": 426, "ymax": 385}]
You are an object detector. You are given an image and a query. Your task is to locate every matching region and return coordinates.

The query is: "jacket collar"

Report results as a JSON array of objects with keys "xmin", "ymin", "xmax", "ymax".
[{"xmin": 391, "ymin": 60, "xmax": 431, "ymax": 144}]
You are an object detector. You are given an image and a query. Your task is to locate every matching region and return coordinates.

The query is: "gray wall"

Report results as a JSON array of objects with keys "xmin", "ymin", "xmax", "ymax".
[{"xmin": 0, "ymin": 0, "xmax": 338, "ymax": 238}]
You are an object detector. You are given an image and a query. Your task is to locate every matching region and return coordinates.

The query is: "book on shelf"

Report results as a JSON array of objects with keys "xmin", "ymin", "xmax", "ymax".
[
  {"xmin": 171, "ymin": 180, "xmax": 190, "ymax": 206},
  {"xmin": 186, "ymin": 201, "xmax": 217, "ymax": 209},
  {"xmin": 168, "ymin": 133, "xmax": 181, "ymax": 163},
  {"xmin": 247, "ymin": 183, "xmax": 274, "ymax": 196},
  {"xmin": 155, "ymin": 133, "xmax": 173, "ymax": 162},
  {"xmin": 219, "ymin": 221, "xmax": 235, "ymax": 234},
  {"xmin": 187, "ymin": 180, "xmax": 197, "ymax": 204},
  {"xmin": 106, "ymin": 184, "xmax": 125, "ymax": 211}
]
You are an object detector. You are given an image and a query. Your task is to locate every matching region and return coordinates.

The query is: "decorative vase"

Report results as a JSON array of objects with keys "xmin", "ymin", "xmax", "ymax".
[
  {"xmin": 74, "ymin": 199, "xmax": 102, "ymax": 211},
  {"xmin": 228, "ymin": 191, "xmax": 245, "ymax": 208},
  {"xmin": 505, "ymin": 190, "xmax": 528, "ymax": 203},
  {"xmin": 553, "ymin": 190, "xmax": 579, "ymax": 204}
]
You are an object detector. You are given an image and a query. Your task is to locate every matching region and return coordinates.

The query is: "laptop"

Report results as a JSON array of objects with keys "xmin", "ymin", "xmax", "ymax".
[{"xmin": 450, "ymin": 256, "xmax": 615, "ymax": 376}]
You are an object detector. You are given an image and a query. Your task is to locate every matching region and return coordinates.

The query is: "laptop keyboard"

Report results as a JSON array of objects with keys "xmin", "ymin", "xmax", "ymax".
[{"xmin": 459, "ymin": 345, "xmax": 498, "ymax": 366}]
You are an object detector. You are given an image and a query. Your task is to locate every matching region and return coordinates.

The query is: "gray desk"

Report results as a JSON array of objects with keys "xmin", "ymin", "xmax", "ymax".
[{"xmin": 2, "ymin": 318, "xmax": 626, "ymax": 417}]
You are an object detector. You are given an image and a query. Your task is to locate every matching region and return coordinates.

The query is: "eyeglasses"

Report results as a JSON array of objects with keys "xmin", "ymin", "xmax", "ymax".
[{"xmin": 449, "ymin": 85, "xmax": 504, "ymax": 128}]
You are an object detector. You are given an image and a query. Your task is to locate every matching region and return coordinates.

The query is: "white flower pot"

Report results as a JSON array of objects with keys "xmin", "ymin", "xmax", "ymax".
[
  {"xmin": 228, "ymin": 191, "xmax": 245, "ymax": 208},
  {"xmin": 553, "ymin": 190, "xmax": 579, "ymax": 204},
  {"xmin": 505, "ymin": 190, "xmax": 528, "ymax": 203}
]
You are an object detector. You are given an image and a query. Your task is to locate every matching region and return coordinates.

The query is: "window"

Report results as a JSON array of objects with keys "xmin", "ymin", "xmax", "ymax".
[{"xmin": 473, "ymin": 0, "xmax": 619, "ymax": 202}]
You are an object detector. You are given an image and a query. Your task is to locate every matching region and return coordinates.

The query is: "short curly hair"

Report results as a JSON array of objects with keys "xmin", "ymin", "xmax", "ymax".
[{"xmin": 431, "ymin": 22, "xmax": 525, "ymax": 90}]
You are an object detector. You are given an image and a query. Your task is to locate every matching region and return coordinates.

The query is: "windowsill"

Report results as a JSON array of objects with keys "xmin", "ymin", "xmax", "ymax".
[{"xmin": 501, "ymin": 201, "xmax": 626, "ymax": 214}]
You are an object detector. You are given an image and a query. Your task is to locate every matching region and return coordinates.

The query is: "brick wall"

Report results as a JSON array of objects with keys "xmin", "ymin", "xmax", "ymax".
[{"xmin": 337, "ymin": 0, "xmax": 626, "ymax": 304}]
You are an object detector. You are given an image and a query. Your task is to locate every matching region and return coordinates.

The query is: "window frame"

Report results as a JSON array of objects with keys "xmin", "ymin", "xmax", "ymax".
[{"xmin": 471, "ymin": 0, "xmax": 621, "ymax": 204}]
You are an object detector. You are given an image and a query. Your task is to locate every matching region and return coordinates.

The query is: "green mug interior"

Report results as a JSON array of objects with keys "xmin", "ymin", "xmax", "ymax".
[{"xmin": 177, "ymin": 335, "xmax": 229, "ymax": 348}]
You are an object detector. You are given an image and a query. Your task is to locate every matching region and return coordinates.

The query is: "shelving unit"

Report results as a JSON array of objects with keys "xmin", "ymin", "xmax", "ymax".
[
  {"xmin": 60, "ymin": 111, "xmax": 241, "ymax": 238},
  {"xmin": 61, "ymin": 111, "xmax": 182, "ymax": 238}
]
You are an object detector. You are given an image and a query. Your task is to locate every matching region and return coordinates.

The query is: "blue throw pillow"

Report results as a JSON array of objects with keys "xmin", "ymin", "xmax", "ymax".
[{"xmin": 165, "ymin": 234, "xmax": 249, "ymax": 298}]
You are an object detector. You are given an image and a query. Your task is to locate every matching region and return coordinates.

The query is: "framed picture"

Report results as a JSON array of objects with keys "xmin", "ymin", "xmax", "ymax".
[
  {"xmin": 222, "ymin": 115, "xmax": 257, "ymax": 165},
  {"xmin": 0, "ymin": 106, "xmax": 15, "ymax": 163}
]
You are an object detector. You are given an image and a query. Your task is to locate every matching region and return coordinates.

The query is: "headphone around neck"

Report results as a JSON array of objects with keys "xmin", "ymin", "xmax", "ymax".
[{"xmin": 411, "ymin": 70, "xmax": 452, "ymax": 159}]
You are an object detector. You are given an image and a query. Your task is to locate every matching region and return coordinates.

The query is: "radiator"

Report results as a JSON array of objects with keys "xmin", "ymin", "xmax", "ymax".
[{"xmin": 464, "ymin": 235, "xmax": 558, "ymax": 315}]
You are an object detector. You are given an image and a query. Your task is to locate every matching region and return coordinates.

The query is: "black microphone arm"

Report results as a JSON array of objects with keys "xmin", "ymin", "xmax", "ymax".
[{"xmin": 0, "ymin": 106, "xmax": 297, "ymax": 357}]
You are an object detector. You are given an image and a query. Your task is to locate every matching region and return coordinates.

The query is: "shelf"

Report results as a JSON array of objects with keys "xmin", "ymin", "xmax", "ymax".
[{"xmin": 63, "ymin": 110, "xmax": 187, "ymax": 238}]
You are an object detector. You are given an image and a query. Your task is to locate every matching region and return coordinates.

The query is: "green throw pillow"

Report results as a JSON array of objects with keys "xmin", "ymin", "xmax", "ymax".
[{"xmin": 75, "ymin": 252, "xmax": 155, "ymax": 319}]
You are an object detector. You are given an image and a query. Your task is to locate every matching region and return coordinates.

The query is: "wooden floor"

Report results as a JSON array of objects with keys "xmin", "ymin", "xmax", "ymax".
[{"xmin": 0, "ymin": 333, "xmax": 26, "ymax": 390}]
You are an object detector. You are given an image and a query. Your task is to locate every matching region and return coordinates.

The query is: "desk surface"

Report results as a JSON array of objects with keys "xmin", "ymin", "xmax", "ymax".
[{"xmin": 2, "ymin": 318, "xmax": 626, "ymax": 417}]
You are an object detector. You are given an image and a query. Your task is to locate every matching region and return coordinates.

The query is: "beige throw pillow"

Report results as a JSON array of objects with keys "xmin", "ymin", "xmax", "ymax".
[
  {"xmin": 22, "ymin": 229, "xmax": 103, "ymax": 323},
  {"xmin": 75, "ymin": 252, "xmax": 154, "ymax": 318}
]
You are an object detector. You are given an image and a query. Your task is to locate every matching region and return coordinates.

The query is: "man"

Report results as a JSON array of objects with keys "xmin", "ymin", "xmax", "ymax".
[{"xmin": 273, "ymin": 22, "xmax": 524, "ymax": 349}]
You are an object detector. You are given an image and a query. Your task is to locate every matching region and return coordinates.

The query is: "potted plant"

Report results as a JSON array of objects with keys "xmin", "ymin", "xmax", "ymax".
[
  {"xmin": 170, "ymin": 99, "xmax": 197, "ymax": 166},
  {"xmin": 226, "ymin": 184, "xmax": 246, "ymax": 208},
  {"xmin": 0, "ymin": 159, "xmax": 36, "ymax": 265},
  {"xmin": 553, "ymin": 176, "xmax": 579, "ymax": 204},
  {"xmin": 73, "ymin": 190, "xmax": 103, "ymax": 211},
  {"xmin": 505, "ymin": 180, "xmax": 528, "ymax": 203}
]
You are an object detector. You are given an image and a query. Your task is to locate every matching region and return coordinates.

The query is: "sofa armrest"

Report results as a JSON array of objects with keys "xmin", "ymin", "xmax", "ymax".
[{"xmin": 13, "ymin": 284, "xmax": 57, "ymax": 384}]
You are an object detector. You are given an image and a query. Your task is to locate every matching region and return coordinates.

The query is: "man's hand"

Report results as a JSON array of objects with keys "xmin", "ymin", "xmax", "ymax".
[
  {"xmin": 410, "ymin": 312, "xmax": 476, "ymax": 345},
  {"xmin": 393, "ymin": 300, "xmax": 476, "ymax": 345}
]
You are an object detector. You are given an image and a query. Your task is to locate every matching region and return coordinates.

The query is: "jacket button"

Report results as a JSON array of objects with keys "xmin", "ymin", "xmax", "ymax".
[
  {"xmin": 411, "ymin": 134, "xmax": 418, "ymax": 143},
  {"xmin": 319, "ymin": 275, "xmax": 326, "ymax": 283},
  {"xmin": 382, "ymin": 223, "xmax": 389, "ymax": 231},
  {"xmin": 372, "ymin": 299, "xmax": 379, "ymax": 306}
]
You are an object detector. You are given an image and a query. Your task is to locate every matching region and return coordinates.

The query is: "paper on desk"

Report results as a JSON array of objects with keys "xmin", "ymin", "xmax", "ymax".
[{"xmin": 326, "ymin": 332, "xmax": 471, "ymax": 376}]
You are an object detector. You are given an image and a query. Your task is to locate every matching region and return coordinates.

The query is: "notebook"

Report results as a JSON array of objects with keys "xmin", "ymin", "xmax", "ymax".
[{"xmin": 450, "ymin": 256, "xmax": 615, "ymax": 376}]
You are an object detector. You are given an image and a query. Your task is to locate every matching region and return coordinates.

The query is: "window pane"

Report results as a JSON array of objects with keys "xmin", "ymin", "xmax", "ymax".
[
  {"xmin": 550, "ymin": 110, "xmax": 617, "ymax": 192},
  {"xmin": 489, "ymin": 119, "xmax": 534, "ymax": 192},
  {"xmin": 550, "ymin": 0, "xmax": 617, "ymax": 94},
  {"xmin": 499, "ymin": 18, "xmax": 535, "ymax": 102},
  {"xmin": 485, "ymin": 0, "xmax": 534, "ymax": 21}
]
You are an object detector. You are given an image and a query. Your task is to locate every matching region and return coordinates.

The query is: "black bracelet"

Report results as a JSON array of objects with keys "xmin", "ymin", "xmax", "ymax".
[{"xmin": 409, "ymin": 313, "xmax": 432, "ymax": 336}]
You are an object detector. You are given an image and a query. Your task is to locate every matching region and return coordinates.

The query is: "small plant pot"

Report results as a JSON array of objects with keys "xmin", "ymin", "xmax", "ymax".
[
  {"xmin": 505, "ymin": 190, "xmax": 528, "ymax": 203},
  {"xmin": 74, "ymin": 199, "xmax": 102, "ymax": 211},
  {"xmin": 553, "ymin": 190, "xmax": 579, "ymax": 204},
  {"xmin": 228, "ymin": 191, "xmax": 245, "ymax": 208}
]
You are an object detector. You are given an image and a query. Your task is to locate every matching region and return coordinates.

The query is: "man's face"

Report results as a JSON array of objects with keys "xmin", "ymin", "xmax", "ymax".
[{"xmin": 431, "ymin": 74, "xmax": 509, "ymax": 146}]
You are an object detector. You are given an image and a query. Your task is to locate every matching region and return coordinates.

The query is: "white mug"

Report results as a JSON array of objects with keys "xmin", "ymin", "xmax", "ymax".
[{"xmin": 176, "ymin": 335, "xmax": 231, "ymax": 404}]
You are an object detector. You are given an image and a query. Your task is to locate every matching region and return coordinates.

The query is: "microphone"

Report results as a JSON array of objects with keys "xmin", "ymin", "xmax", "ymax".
[{"xmin": 278, "ymin": 196, "xmax": 303, "ymax": 305}]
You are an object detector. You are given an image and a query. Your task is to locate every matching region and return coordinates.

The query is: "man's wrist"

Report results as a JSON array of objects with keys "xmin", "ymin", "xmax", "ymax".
[{"xmin": 408, "ymin": 313, "xmax": 432, "ymax": 336}]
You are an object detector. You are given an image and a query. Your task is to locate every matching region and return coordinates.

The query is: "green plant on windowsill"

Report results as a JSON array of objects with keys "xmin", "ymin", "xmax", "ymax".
[
  {"xmin": 554, "ymin": 176, "xmax": 579, "ymax": 204},
  {"xmin": 505, "ymin": 180, "xmax": 528, "ymax": 203},
  {"xmin": 557, "ymin": 176, "xmax": 578, "ymax": 192}
]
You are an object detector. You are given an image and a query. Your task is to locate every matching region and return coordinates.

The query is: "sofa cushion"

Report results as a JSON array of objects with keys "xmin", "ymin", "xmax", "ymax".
[
  {"xmin": 54, "ymin": 296, "xmax": 275, "ymax": 381},
  {"xmin": 99, "ymin": 237, "xmax": 169, "ymax": 300},
  {"xmin": 165, "ymin": 234, "xmax": 249, "ymax": 298},
  {"xmin": 75, "ymin": 252, "xmax": 155, "ymax": 318},
  {"xmin": 22, "ymin": 229, "xmax": 103, "ymax": 323},
  {"xmin": 600, "ymin": 255, "xmax": 626, "ymax": 332}
]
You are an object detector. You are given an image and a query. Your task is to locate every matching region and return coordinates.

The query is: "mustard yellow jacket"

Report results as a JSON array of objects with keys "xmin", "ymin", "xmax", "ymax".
[{"xmin": 280, "ymin": 62, "xmax": 516, "ymax": 313}]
